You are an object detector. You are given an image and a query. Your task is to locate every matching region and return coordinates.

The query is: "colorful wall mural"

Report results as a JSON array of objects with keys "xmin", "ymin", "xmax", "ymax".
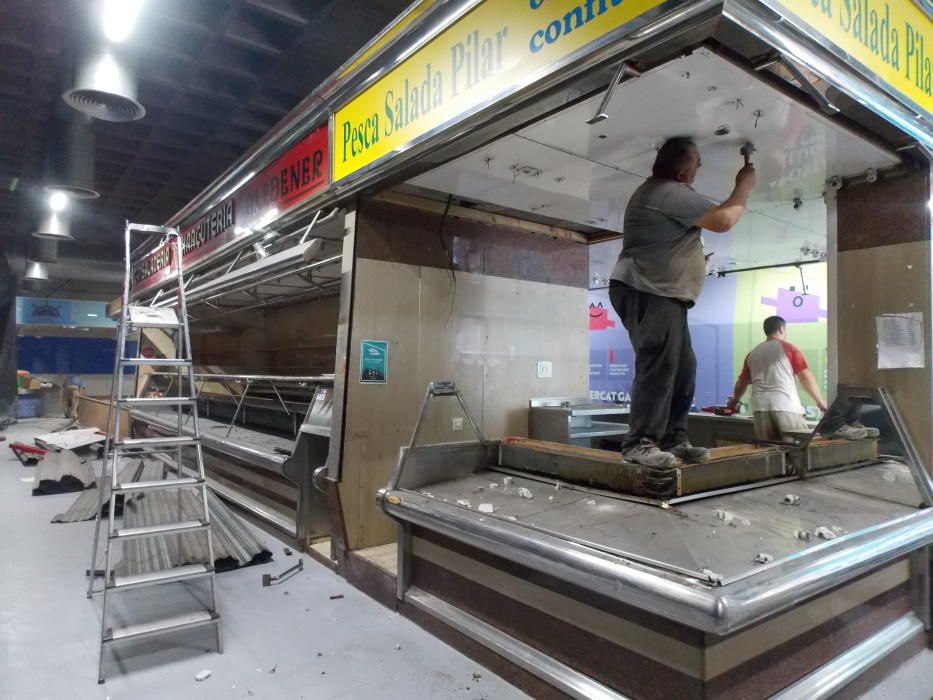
[{"xmin": 589, "ymin": 263, "xmax": 828, "ymax": 418}]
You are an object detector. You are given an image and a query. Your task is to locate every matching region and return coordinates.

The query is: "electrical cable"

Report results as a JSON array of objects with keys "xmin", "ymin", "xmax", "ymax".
[{"xmin": 438, "ymin": 194, "xmax": 457, "ymax": 322}]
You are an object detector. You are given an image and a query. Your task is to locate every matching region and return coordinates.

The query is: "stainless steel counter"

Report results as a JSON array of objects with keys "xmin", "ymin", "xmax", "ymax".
[{"xmin": 379, "ymin": 440, "xmax": 933, "ymax": 635}]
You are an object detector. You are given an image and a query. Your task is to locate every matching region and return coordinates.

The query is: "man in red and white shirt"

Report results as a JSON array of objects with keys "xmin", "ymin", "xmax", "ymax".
[{"xmin": 727, "ymin": 316, "xmax": 828, "ymax": 441}]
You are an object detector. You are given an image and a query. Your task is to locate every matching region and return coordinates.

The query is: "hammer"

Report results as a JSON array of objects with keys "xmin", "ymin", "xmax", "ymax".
[{"xmin": 740, "ymin": 142, "xmax": 757, "ymax": 166}]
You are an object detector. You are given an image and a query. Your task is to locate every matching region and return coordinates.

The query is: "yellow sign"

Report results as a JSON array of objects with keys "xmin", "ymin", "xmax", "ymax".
[
  {"xmin": 334, "ymin": 0, "xmax": 668, "ymax": 182},
  {"xmin": 771, "ymin": 0, "xmax": 932, "ymax": 117}
]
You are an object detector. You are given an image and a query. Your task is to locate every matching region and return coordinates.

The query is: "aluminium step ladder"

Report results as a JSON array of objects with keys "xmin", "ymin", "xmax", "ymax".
[{"xmin": 87, "ymin": 222, "xmax": 221, "ymax": 683}]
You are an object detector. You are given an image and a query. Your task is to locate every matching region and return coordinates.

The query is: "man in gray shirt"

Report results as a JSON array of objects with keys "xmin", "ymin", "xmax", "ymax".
[{"xmin": 610, "ymin": 137, "xmax": 756, "ymax": 471}]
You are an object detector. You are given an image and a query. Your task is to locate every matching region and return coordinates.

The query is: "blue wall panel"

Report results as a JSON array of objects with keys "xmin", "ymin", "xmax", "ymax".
[{"xmin": 16, "ymin": 337, "xmax": 136, "ymax": 375}]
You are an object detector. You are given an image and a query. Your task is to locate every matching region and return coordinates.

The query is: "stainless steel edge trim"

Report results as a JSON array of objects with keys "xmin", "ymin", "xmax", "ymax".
[
  {"xmin": 206, "ymin": 479, "xmax": 297, "ymax": 539},
  {"xmin": 145, "ymin": 373, "xmax": 334, "ymax": 383},
  {"xmin": 909, "ymin": 547, "xmax": 931, "ymax": 629},
  {"xmin": 327, "ymin": 1, "xmax": 448, "ymax": 84},
  {"xmin": 724, "ymin": 0, "xmax": 933, "ymax": 148},
  {"xmin": 385, "ymin": 494, "xmax": 727, "ymax": 630},
  {"xmin": 771, "ymin": 613, "xmax": 924, "ymax": 700},
  {"xmin": 382, "ymin": 492, "xmax": 933, "ymax": 633},
  {"xmin": 130, "ymin": 409, "xmax": 287, "ymax": 474},
  {"xmin": 406, "ymin": 587, "xmax": 630, "ymax": 700}
]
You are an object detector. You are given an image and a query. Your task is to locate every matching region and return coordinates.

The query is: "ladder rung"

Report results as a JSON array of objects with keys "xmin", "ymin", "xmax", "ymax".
[
  {"xmin": 129, "ymin": 320, "xmax": 179, "ymax": 329},
  {"xmin": 117, "ymin": 436, "xmax": 198, "ymax": 449},
  {"xmin": 111, "ymin": 520, "xmax": 207, "ymax": 540},
  {"xmin": 128, "ymin": 223, "xmax": 176, "ymax": 236},
  {"xmin": 104, "ymin": 610, "xmax": 218, "ymax": 643},
  {"xmin": 121, "ymin": 358, "xmax": 190, "ymax": 366},
  {"xmin": 114, "ymin": 477, "xmax": 204, "ymax": 493},
  {"xmin": 118, "ymin": 397, "xmax": 196, "ymax": 407},
  {"xmin": 108, "ymin": 563, "xmax": 213, "ymax": 591}
]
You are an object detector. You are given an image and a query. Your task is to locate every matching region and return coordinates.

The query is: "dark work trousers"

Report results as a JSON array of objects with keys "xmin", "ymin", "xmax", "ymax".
[
  {"xmin": 820, "ymin": 398, "xmax": 864, "ymax": 434},
  {"xmin": 609, "ymin": 280, "xmax": 696, "ymax": 450}
]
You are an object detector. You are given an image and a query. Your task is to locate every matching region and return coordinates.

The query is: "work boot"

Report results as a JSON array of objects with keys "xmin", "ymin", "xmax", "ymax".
[
  {"xmin": 850, "ymin": 421, "xmax": 880, "ymax": 438},
  {"xmin": 828, "ymin": 424, "xmax": 869, "ymax": 440},
  {"xmin": 666, "ymin": 442, "xmax": 710, "ymax": 463},
  {"xmin": 622, "ymin": 441, "xmax": 676, "ymax": 469}
]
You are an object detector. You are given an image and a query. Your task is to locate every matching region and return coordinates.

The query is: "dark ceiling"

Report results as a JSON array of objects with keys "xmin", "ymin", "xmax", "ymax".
[{"xmin": 0, "ymin": 0, "xmax": 411, "ymax": 296}]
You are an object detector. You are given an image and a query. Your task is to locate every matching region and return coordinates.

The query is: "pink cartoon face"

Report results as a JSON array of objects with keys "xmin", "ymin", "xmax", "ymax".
[
  {"xmin": 589, "ymin": 302, "xmax": 616, "ymax": 331},
  {"xmin": 760, "ymin": 289, "xmax": 827, "ymax": 324}
]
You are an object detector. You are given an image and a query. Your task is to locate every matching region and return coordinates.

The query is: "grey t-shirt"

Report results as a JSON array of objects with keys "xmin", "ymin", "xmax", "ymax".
[{"xmin": 610, "ymin": 178, "xmax": 711, "ymax": 305}]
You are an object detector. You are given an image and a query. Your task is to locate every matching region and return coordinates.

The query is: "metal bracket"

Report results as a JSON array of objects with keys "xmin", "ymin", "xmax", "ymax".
[
  {"xmin": 262, "ymin": 559, "xmax": 304, "ymax": 587},
  {"xmin": 586, "ymin": 62, "xmax": 643, "ymax": 125},
  {"xmin": 388, "ymin": 381, "xmax": 487, "ymax": 491},
  {"xmin": 782, "ymin": 57, "xmax": 840, "ymax": 114}
]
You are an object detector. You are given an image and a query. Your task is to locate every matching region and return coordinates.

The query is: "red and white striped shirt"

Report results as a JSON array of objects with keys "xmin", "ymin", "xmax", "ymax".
[{"xmin": 739, "ymin": 339, "xmax": 808, "ymax": 414}]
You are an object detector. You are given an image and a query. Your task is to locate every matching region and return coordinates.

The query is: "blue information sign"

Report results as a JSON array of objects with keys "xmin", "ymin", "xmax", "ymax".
[{"xmin": 360, "ymin": 339, "xmax": 388, "ymax": 384}]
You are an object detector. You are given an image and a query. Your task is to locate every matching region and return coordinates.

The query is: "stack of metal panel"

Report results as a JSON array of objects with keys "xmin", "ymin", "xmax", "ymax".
[
  {"xmin": 53, "ymin": 458, "xmax": 273, "ymax": 572},
  {"xmin": 32, "ymin": 449, "xmax": 96, "ymax": 495}
]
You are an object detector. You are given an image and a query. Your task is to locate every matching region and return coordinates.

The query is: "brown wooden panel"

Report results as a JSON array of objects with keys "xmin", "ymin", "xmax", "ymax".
[
  {"xmin": 412, "ymin": 555, "xmax": 704, "ymax": 700},
  {"xmin": 707, "ymin": 583, "xmax": 912, "ymax": 699},
  {"xmin": 339, "ymin": 257, "xmax": 588, "ymax": 550},
  {"xmin": 343, "ymin": 550, "xmax": 398, "ymax": 611},
  {"xmin": 356, "ymin": 197, "xmax": 588, "ymax": 288},
  {"xmin": 836, "ymin": 241, "xmax": 933, "ymax": 473},
  {"xmin": 414, "ymin": 526, "xmax": 703, "ymax": 646},
  {"xmin": 401, "ymin": 601, "xmax": 573, "ymax": 700},
  {"xmin": 837, "ymin": 172, "xmax": 930, "ymax": 251}
]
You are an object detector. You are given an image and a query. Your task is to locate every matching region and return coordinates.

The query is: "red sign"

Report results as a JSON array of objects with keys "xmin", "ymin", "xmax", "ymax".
[{"xmin": 132, "ymin": 124, "xmax": 329, "ymax": 293}]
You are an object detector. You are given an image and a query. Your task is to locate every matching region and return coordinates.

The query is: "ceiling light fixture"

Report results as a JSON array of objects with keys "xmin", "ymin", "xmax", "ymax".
[
  {"xmin": 63, "ymin": 48, "xmax": 145, "ymax": 122},
  {"xmin": 48, "ymin": 191, "xmax": 69, "ymax": 212},
  {"xmin": 44, "ymin": 114, "xmax": 100, "ymax": 199},
  {"xmin": 24, "ymin": 260, "xmax": 49, "ymax": 281},
  {"xmin": 101, "ymin": 0, "xmax": 144, "ymax": 44},
  {"xmin": 32, "ymin": 211, "xmax": 74, "ymax": 240}
]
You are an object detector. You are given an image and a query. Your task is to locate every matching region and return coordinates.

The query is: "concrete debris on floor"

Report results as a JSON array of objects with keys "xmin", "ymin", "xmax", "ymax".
[{"xmin": 815, "ymin": 526, "xmax": 839, "ymax": 540}]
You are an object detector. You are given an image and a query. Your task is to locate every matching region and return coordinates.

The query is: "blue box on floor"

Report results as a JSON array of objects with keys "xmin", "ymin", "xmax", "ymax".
[{"xmin": 15, "ymin": 394, "xmax": 43, "ymax": 418}]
